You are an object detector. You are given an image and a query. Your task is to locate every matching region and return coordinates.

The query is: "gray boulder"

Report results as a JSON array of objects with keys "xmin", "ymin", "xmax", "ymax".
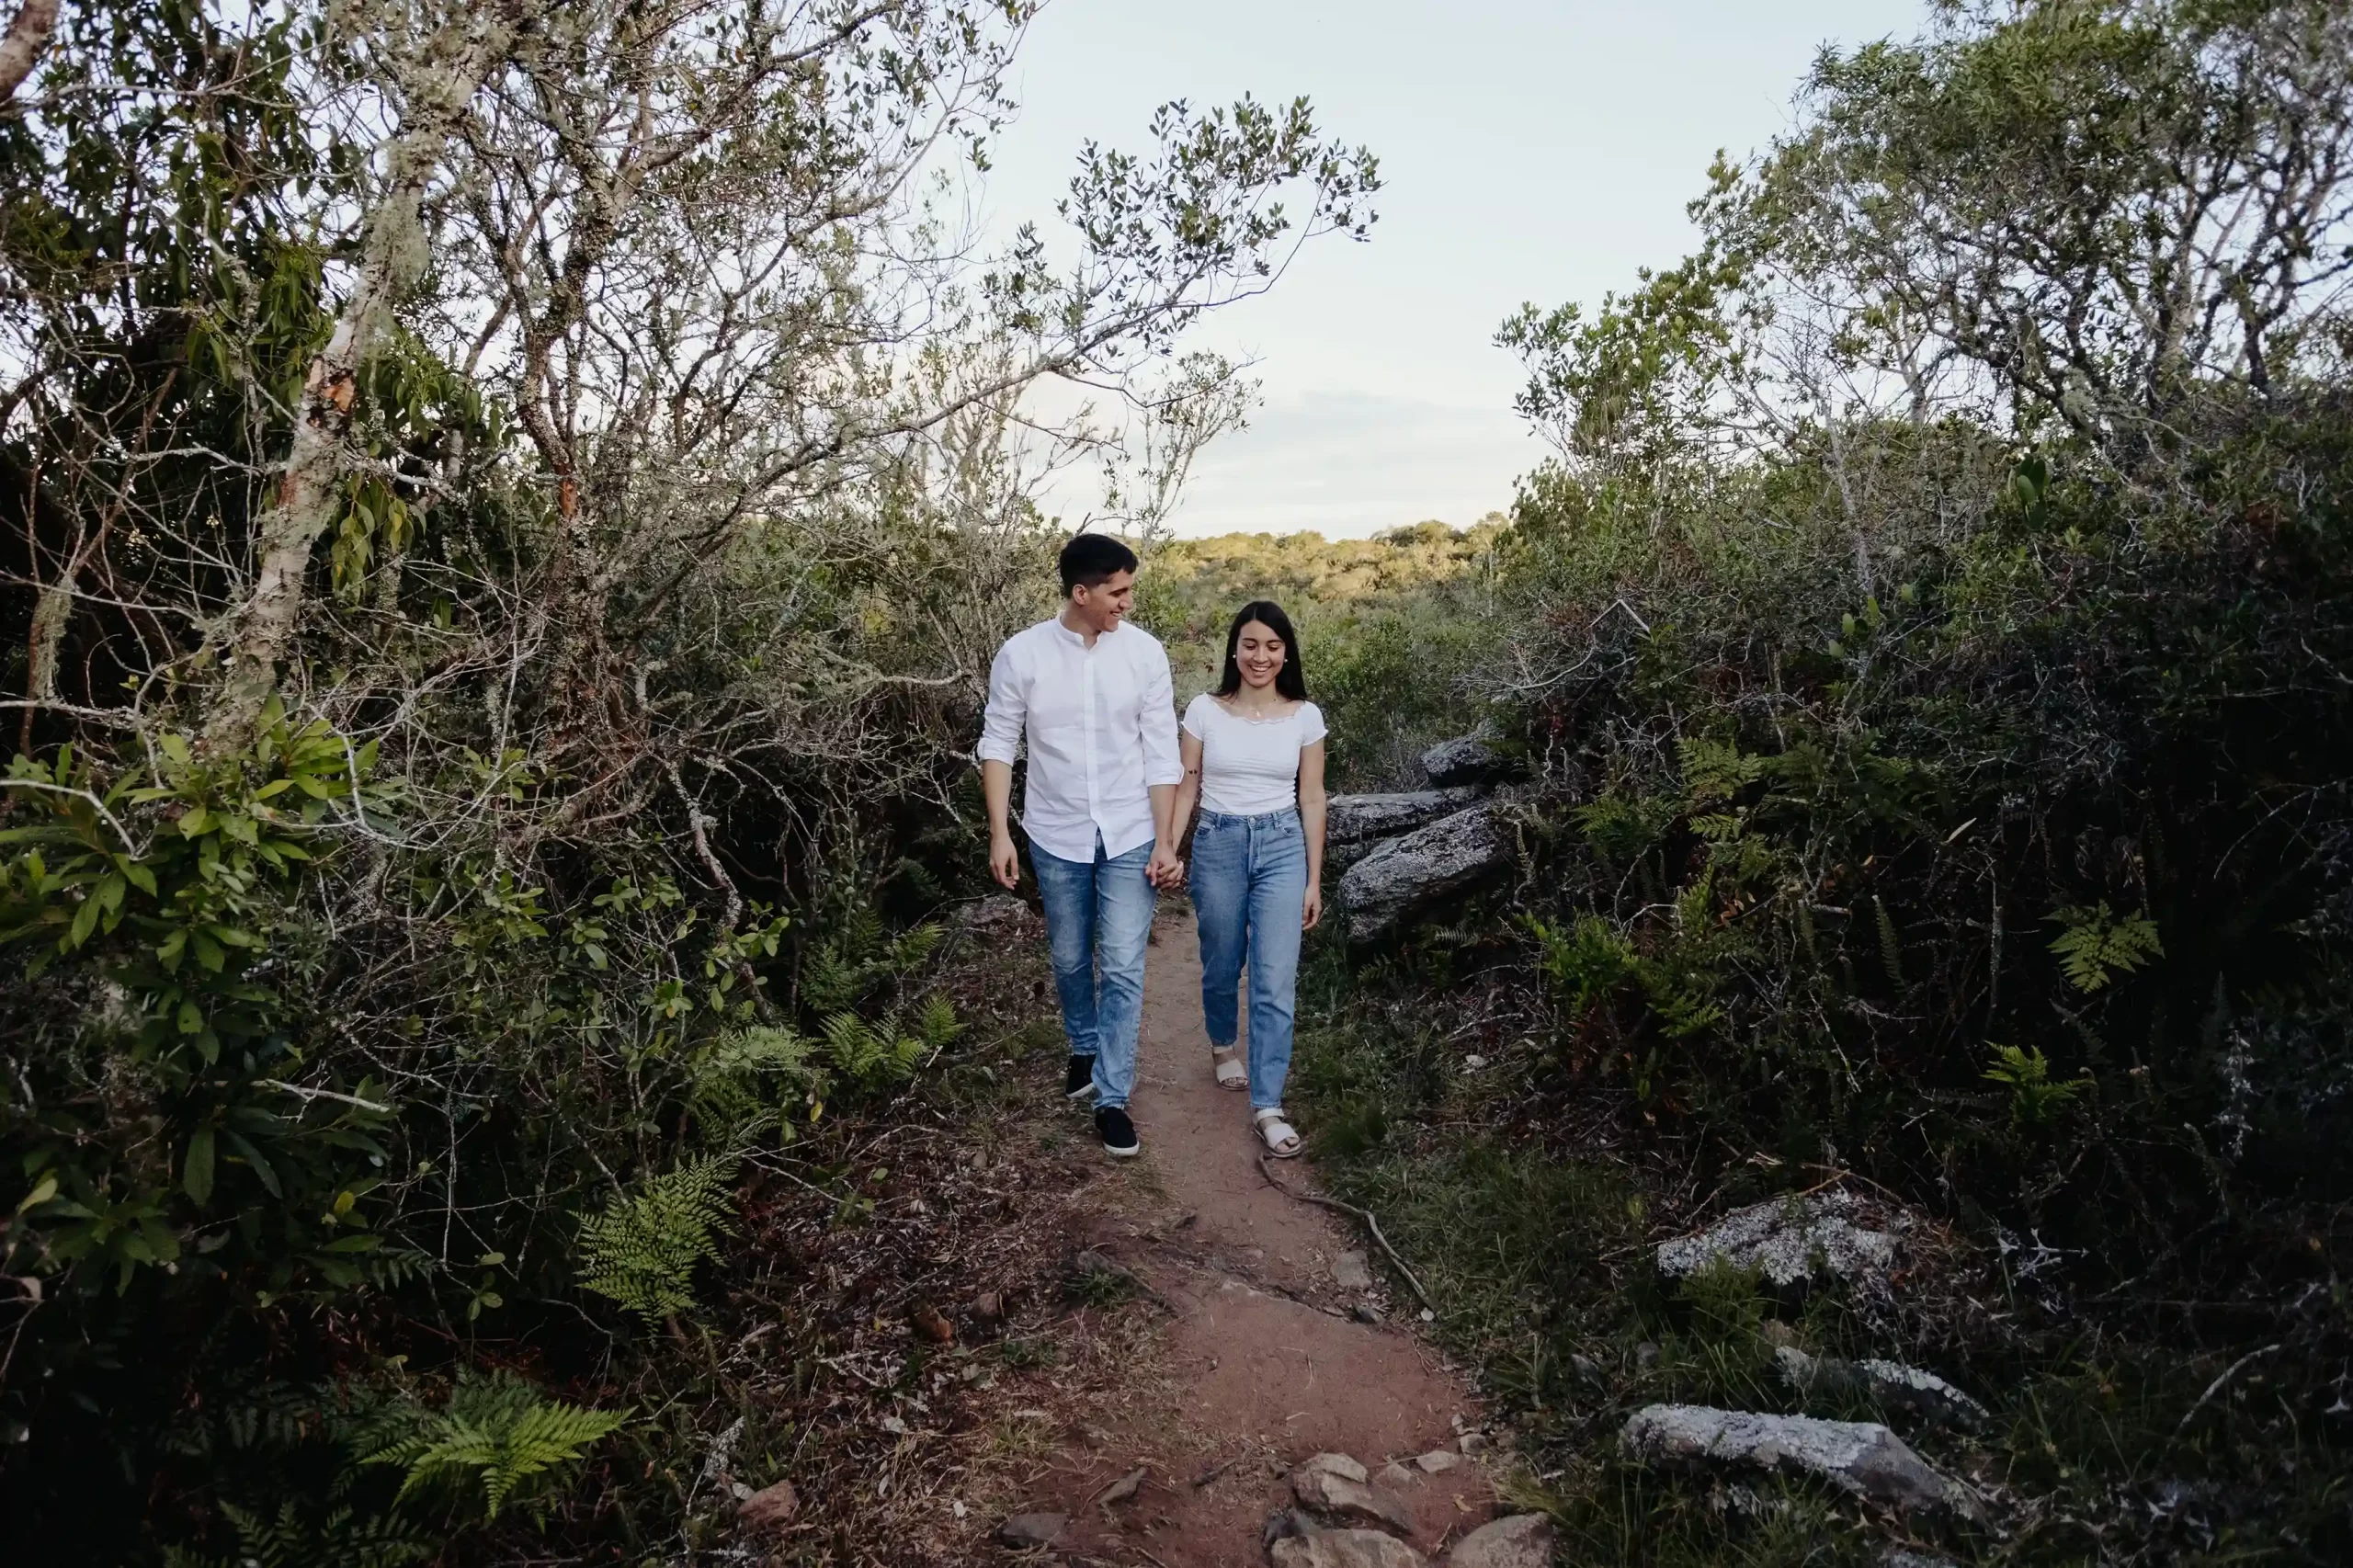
[
  {"xmin": 1339, "ymin": 806, "xmax": 1511, "ymax": 942},
  {"xmin": 1654, "ymin": 1189, "xmax": 1904, "ymax": 1291},
  {"xmin": 1446, "ymin": 1512, "xmax": 1554, "ymax": 1568},
  {"xmin": 1776, "ymin": 1345, "xmax": 1989, "ymax": 1429},
  {"xmin": 1420, "ymin": 737, "xmax": 1512, "ymax": 788},
  {"xmin": 1621, "ymin": 1404, "xmax": 1981, "ymax": 1518},
  {"xmin": 1326, "ymin": 788, "xmax": 1486, "ymax": 850}
]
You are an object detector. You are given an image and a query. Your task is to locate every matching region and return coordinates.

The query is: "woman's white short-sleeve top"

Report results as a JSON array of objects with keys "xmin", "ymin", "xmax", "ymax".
[{"xmin": 1181, "ymin": 694, "xmax": 1326, "ymax": 816}]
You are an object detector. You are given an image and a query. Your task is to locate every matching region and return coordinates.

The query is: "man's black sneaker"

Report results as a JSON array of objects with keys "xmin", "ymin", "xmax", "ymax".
[
  {"xmin": 1064, "ymin": 1054, "xmax": 1098, "ymax": 1100},
  {"xmin": 1095, "ymin": 1105, "xmax": 1141, "ymax": 1158}
]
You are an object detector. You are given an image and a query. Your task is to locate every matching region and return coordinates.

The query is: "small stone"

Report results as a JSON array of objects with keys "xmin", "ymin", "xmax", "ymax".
[
  {"xmin": 973, "ymin": 1290, "xmax": 1004, "ymax": 1323},
  {"xmin": 1263, "ymin": 1505, "xmax": 1321, "ymax": 1549},
  {"xmin": 1447, "ymin": 1512, "xmax": 1555, "ymax": 1568},
  {"xmin": 1376, "ymin": 1460, "xmax": 1416, "ymax": 1490},
  {"xmin": 1092, "ymin": 1466, "xmax": 1146, "ymax": 1507},
  {"xmin": 1635, "ymin": 1341, "xmax": 1660, "ymax": 1369},
  {"xmin": 1292, "ymin": 1454, "xmax": 1415, "ymax": 1536},
  {"xmin": 1272, "ymin": 1528, "xmax": 1428, "ymax": 1568},
  {"xmin": 1295, "ymin": 1451, "xmax": 1369, "ymax": 1485},
  {"xmin": 1350, "ymin": 1303, "xmax": 1383, "ymax": 1324},
  {"xmin": 910, "ymin": 1301, "xmax": 954, "ymax": 1344},
  {"xmin": 995, "ymin": 1511, "xmax": 1067, "ymax": 1548},
  {"xmin": 1462, "ymin": 1054, "xmax": 1489, "ymax": 1071},
  {"xmin": 1332, "ymin": 1250, "xmax": 1374, "ymax": 1290},
  {"xmin": 1456, "ymin": 1431, "xmax": 1491, "ymax": 1456},
  {"xmin": 879, "ymin": 1414, "xmax": 908, "ymax": 1436},
  {"xmin": 1413, "ymin": 1449, "xmax": 1462, "ymax": 1473},
  {"xmin": 735, "ymin": 1478, "xmax": 799, "ymax": 1533},
  {"xmin": 1420, "ymin": 736, "xmax": 1510, "ymax": 788},
  {"xmin": 1569, "ymin": 1353, "xmax": 1602, "ymax": 1381},
  {"xmin": 1419, "ymin": 1308, "xmax": 1435, "ymax": 1322}
]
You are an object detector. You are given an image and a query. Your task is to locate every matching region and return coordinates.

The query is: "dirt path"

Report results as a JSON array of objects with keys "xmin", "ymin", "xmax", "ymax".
[{"xmin": 1015, "ymin": 912, "xmax": 1497, "ymax": 1566}]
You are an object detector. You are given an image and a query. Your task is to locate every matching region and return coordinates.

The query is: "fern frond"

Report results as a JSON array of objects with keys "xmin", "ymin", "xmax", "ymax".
[
  {"xmin": 576, "ymin": 1154, "xmax": 738, "ymax": 1322},
  {"xmin": 360, "ymin": 1370, "xmax": 625, "ymax": 1522},
  {"xmin": 915, "ymin": 994, "xmax": 962, "ymax": 1050},
  {"xmin": 2048, "ymin": 903, "xmax": 2163, "ymax": 992}
]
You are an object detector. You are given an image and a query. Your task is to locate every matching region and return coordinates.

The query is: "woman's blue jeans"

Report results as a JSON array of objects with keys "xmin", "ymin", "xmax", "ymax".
[
  {"xmin": 1188, "ymin": 807, "xmax": 1308, "ymax": 1111},
  {"xmin": 1029, "ymin": 833, "xmax": 1157, "ymax": 1109}
]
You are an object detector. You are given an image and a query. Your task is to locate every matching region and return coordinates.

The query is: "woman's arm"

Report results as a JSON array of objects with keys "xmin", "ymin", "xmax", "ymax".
[
  {"xmin": 1163, "ymin": 728, "xmax": 1206, "ymax": 887},
  {"xmin": 1298, "ymin": 738, "xmax": 1327, "ymax": 930}
]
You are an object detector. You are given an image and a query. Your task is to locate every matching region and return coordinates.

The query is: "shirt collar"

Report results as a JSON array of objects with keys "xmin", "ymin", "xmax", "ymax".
[{"xmin": 1051, "ymin": 611, "xmax": 1119, "ymax": 647}]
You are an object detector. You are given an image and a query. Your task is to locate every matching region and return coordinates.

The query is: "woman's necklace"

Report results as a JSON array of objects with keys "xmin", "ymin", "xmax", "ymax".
[{"xmin": 1222, "ymin": 689, "xmax": 1294, "ymax": 722}]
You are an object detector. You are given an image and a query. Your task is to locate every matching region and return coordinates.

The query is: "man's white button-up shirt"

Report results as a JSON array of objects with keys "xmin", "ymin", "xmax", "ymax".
[{"xmin": 978, "ymin": 615, "xmax": 1183, "ymax": 863}]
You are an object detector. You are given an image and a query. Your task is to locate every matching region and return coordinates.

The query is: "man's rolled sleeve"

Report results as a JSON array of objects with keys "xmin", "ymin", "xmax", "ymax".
[
  {"xmin": 977, "ymin": 641, "xmax": 1026, "ymax": 767},
  {"xmin": 1138, "ymin": 642, "xmax": 1183, "ymax": 788}
]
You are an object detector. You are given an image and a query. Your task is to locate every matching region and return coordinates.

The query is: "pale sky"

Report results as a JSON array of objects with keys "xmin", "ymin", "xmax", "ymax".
[{"xmin": 980, "ymin": 0, "xmax": 1927, "ymax": 538}]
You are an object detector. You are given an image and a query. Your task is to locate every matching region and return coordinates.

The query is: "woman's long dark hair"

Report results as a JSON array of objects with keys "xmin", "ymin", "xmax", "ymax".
[{"xmin": 1214, "ymin": 600, "xmax": 1309, "ymax": 700}]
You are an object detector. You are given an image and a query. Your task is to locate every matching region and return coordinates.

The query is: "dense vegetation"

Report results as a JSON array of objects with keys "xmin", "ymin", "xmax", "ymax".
[
  {"xmin": 1145, "ymin": 517, "xmax": 1508, "ymax": 786},
  {"xmin": 0, "ymin": 2, "xmax": 1374, "ymax": 1561},
  {"xmin": 1292, "ymin": 1, "xmax": 2353, "ymax": 1562},
  {"xmin": 7, "ymin": 0, "xmax": 2351, "ymax": 1563}
]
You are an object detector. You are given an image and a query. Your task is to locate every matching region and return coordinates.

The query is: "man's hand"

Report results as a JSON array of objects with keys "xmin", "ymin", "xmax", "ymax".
[
  {"xmin": 1147, "ymin": 845, "xmax": 1184, "ymax": 891},
  {"xmin": 1302, "ymin": 882, "xmax": 1323, "ymax": 931},
  {"xmin": 989, "ymin": 831, "xmax": 1020, "ymax": 890}
]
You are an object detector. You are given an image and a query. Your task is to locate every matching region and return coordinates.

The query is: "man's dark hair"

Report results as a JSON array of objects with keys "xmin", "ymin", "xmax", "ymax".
[{"xmin": 1059, "ymin": 532, "xmax": 1139, "ymax": 596}]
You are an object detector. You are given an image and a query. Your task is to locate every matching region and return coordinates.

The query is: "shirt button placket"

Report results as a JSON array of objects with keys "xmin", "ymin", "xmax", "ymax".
[{"xmin": 1082, "ymin": 645, "xmax": 1099, "ymax": 841}]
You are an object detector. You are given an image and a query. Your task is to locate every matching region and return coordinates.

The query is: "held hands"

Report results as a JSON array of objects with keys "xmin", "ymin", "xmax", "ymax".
[
  {"xmin": 1146, "ymin": 845, "xmax": 1185, "ymax": 891},
  {"xmin": 988, "ymin": 832, "xmax": 1020, "ymax": 891}
]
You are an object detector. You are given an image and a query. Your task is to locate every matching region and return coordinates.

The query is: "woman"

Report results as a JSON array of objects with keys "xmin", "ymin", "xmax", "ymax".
[{"xmin": 1165, "ymin": 600, "xmax": 1327, "ymax": 1157}]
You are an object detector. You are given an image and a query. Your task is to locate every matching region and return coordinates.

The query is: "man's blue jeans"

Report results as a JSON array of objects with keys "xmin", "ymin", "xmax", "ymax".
[
  {"xmin": 1029, "ymin": 833, "xmax": 1157, "ymax": 1109},
  {"xmin": 1188, "ymin": 807, "xmax": 1307, "ymax": 1110}
]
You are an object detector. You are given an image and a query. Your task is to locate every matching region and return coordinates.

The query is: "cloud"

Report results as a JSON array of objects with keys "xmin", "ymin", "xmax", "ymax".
[{"xmin": 1138, "ymin": 390, "xmax": 1539, "ymax": 539}]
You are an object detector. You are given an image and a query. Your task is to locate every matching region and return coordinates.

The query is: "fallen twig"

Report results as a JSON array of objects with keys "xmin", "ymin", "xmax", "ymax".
[
  {"xmin": 2171, "ymin": 1341, "xmax": 2283, "ymax": 1443},
  {"xmin": 1256, "ymin": 1154, "xmax": 1434, "ymax": 1311},
  {"xmin": 1074, "ymin": 1247, "xmax": 1174, "ymax": 1311},
  {"xmin": 1190, "ymin": 1453, "xmax": 1241, "ymax": 1488}
]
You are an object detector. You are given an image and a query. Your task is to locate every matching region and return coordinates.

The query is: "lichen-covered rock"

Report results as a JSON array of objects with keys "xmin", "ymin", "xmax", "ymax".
[
  {"xmin": 1272, "ymin": 1529, "xmax": 1427, "ymax": 1568},
  {"xmin": 1621, "ymin": 1404, "xmax": 1981, "ymax": 1517},
  {"xmin": 1326, "ymin": 788, "xmax": 1486, "ymax": 846},
  {"xmin": 1654, "ymin": 1189, "xmax": 1904, "ymax": 1290},
  {"xmin": 1420, "ymin": 737, "xmax": 1511, "ymax": 787},
  {"xmin": 1446, "ymin": 1512, "xmax": 1554, "ymax": 1568},
  {"xmin": 1339, "ymin": 806, "xmax": 1510, "ymax": 942},
  {"xmin": 1776, "ymin": 1345, "xmax": 1989, "ymax": 1429}
]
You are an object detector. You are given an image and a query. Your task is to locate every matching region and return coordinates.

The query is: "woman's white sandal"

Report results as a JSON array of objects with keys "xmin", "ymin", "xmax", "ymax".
[
  {"xmin": 1211, "ymin": 1048, "xmax": 1247, "ymax": 1091},
  {"xmin": 1254, "ymin": 1107, "xmax": 1302, "ymax": 1158}
]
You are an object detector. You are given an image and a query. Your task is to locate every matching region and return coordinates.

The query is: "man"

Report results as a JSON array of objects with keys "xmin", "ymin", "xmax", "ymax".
[{"xmin": 979, "ymin": 533, "xmax": 1183, "ymax": 1158}]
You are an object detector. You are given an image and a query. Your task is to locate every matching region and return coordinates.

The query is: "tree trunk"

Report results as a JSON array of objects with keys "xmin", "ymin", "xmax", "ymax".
[
  {"xmin": 0, "ymin": 0, "xmax": 58, "ymax": 105},
  {"xmin": 203, "ymin": 17, "xmax": 506, "ymax": 749}
]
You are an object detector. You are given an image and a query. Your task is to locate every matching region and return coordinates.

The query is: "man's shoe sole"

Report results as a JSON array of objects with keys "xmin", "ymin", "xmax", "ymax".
[
  {"xmin": 1101, "ymin": 1139, "xmax": 1141, "ymax": 1158},
  {"xmin": 1066, "ymin": 1081, "xmax": 1098, "ymax": 1100}
]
